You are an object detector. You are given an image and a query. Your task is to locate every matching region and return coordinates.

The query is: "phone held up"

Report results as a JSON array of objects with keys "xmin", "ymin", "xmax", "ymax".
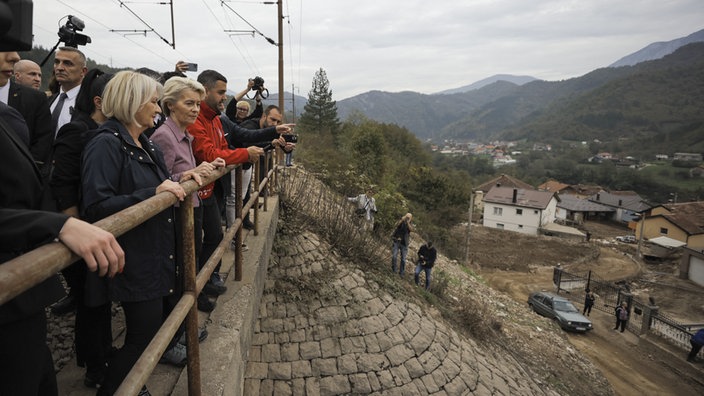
[{"xmin": 186, "ymin": 63, "xmax": 198, "ymax": 72}]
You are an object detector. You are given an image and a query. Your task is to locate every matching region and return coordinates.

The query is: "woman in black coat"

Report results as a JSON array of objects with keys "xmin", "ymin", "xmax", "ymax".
[{"xmin": 81, "ymin": 70, "xmax": 201, "ymax": 395}]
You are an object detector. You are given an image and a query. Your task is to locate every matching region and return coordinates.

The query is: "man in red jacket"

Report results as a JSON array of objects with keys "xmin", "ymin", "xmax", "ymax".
[{"xmin": 188, "ymin": 69, "xmax": 291, "ymax": 295}]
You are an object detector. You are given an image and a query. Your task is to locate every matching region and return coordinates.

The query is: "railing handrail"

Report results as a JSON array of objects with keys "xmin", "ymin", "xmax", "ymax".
[{"xmin": 0, "ymin": 148, "xmax": 281, "ymax": 396}]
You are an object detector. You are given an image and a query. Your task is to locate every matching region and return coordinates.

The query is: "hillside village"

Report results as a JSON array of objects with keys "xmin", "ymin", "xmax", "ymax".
[
  {"xmin": 470, "ymin": 173, "xmax": 704, "ymax": 276},
  {"xmin": 433, "ymin": 139, "xmax": 704, "ymax": 172}
]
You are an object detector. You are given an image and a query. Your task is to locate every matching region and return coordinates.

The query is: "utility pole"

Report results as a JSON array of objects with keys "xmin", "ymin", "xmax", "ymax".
[
  {"xmin": 277, "ymin": 0, "xmax": 284, "ymax": 113},
  {"xmin": 464, "ymin": 192, "xmax": 475, "ymax": 263}
]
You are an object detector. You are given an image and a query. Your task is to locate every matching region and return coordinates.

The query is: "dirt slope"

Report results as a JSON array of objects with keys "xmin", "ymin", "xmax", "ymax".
[{"xmin": 455, "ymin": 221, "xmax": 704, "ymax": 396}]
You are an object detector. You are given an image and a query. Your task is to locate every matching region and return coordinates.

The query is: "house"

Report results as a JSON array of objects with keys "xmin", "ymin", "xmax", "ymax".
[
  {"xmin": 538, "ymin": 179, "xmax": 570, "ymax": 194},
  {"xmin": 635, "ymin": 202, "xmax": 704, "ymax": 251},
  {"xmin": 673, "ymin": 153, "xmax": 703, "ymax": 162},
  {"xmin": 588, "ymin": 190, "xmax": 651, "ymax": 223},
  {"xmin": 473, "ymin": 174, "xmax": 534, "ymax": 214},
  {"xmin": 560, "ymin": 184, "xmax": 603, "ymax": 199},
  {"xmin": 555, "ymin": 194, "xmax": 615, "ymax": 224},
  {"xmin": 482, "ymin": 186, "xmax": 559, "ymax": 235}
]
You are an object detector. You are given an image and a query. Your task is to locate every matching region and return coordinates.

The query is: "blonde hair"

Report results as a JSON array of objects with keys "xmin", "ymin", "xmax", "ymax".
[
  {"xmin": 102, "ymin": 70, "xmax": 163, "ymax": 127},
  {"xmin": 236, "ymin": 100, "xmax": 250, "ymax": 113},
  {"xmin": 161, "ymin": 77, "xmax": 205, "ymax": 117}
]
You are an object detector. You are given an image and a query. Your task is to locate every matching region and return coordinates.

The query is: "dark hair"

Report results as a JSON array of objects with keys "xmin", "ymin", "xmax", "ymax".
[
  {"xmin": 264, "ymin": 104, "xmax": 280, "ymax": 116},
  {"xmin": 197, "ymin": 69, "xmax": 227, "ymax": 89},
  {"xmin": 159, "ymin": 71, "xmax": 186, "ymax": 85},
  {"xmin": 74, "ymin": 69, "xmax": 113, "ymax": 116}
]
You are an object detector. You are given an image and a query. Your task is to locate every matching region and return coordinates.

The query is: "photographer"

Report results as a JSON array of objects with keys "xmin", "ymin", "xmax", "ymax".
[
  {"xmin": 225, "ymin": 78, "xmax": 264, "ymax": 125},
  {"xmin": 414, "ymin": 241, "xmax": 437, "ymax": 291},
  {"xmin": 228, "ymin": 105, "xmax": 292, "ymax": 234}
]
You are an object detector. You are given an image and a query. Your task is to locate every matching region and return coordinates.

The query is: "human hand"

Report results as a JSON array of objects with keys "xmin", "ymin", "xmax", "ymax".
[
  {"xmin": 156, "ymin": 179, "xmax": 187, "ymax": 201},
  {"xmin": 175, "ymin": 61, "xmax": 189, "ymax": 73},
  {"xmin": 210, "ymin": 157, "xmax": 226, "ymax": 168},
  {"xmin": 58, "ymin": 217, "xmax": 125, "ymax": 277},
  {"xmin": 247, "ymin": 79, "xmax": 255, "ymax": 90},
  {"xmin": 247, "ymin": 146, "xmax": 264, "ymax": 162},
  {"xmin": 276, "ymin": 123, "xmax": 295, "ymax": 134},
  {"xmin": 272, "ymin": 136, "xmax": 286, "ymax": 147}
]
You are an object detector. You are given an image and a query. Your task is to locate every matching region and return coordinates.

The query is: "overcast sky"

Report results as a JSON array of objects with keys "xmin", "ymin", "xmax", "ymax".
[{"xmin": 31, "ymin": 0, "xmax": 704, "ymax": 101}]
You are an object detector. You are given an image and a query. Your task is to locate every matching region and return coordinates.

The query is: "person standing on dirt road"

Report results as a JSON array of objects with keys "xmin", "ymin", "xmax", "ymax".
[
  {"xmin": 614, "ymin": 301, "xmax": 629, "ymax": 332},
  {"xmin": 583, "ymin": 289, "xmax": 595, "ymax": 316},
  {"xmin": 687, "ymin": 328, "xmax": 704, "ymax": 362}
]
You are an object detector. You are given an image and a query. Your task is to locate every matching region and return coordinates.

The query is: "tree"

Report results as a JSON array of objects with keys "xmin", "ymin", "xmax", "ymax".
[{"xmin": 298, "ymin": 68, "xmax": 340, "ymax": 136}]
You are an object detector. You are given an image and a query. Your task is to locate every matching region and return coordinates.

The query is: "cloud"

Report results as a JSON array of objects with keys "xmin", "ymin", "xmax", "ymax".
[{"xmin": 30, "ymin": 0, "xmax": 704, "ymax": 101}]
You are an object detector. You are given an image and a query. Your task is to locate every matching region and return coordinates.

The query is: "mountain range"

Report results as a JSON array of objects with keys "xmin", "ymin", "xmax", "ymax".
[{"xmin": 332, "ymin": 29, "xmax": 704, "ymax": 156}]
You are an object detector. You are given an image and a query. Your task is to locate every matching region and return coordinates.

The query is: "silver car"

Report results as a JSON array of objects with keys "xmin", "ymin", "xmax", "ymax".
[{"xmin": 527, "ymin": 291, "xmax": 593, "ymax": 332}]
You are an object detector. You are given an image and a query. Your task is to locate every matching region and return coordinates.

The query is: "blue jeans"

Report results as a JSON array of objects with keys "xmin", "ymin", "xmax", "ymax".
[
  {"xmin": 414, "ymin": 263, "xmax": 432, "ymax": 290},
  {"xmin": 391, "ymin": 240, "xmax": 408, "ymax": 275}
]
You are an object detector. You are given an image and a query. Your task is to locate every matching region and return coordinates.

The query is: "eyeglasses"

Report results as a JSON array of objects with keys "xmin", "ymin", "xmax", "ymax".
[{"xmin": 236, "ymin": 107, "xmax": 249, "ymax": 112}]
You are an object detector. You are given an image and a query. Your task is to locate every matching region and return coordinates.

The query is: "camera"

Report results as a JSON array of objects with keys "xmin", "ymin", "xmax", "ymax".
[
  {"xmin": 283, "ymin": 134, "xmax": 298, "ymax": 143},
  {"xmin": 252, "ymin": 76, "xmax": 265, "ymax": 91},
  {"xmin": 250, "ymin": 76, "xmax": 269, "ymax": 99},
  {"xmin": 58, "ymin": 15, "xmax": 91, "ymax": 47}
]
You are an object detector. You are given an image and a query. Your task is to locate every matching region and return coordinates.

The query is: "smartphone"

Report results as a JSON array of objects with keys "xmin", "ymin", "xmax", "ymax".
[{"xmin": 186, "ymin": 63, "xmax": 198, "ymax": 72}]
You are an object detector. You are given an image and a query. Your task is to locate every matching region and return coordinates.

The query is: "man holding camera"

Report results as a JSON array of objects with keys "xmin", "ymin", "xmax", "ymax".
[{"xmin": 414, "ymin": 241, "xmax": 437, "ymax": 291}]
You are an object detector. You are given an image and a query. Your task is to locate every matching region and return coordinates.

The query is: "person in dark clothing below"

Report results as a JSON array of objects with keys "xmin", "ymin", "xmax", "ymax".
[
  {"xmin": 614, "ymin": 301, "xmax": 629, "ymax": 332},
  {"xmin": 0, "ymin": 101, "xmax": 124, "ymax": 396},
  {"xmin": 391, "ymin": 213, "xmax": 413, "ymax": 276},
  {"xmin": 50, "ymin": 69, "xmax": 116, "ymax": 388},
  {"xmin": 687, "ymin": 328, "xmax": 704, "ymax": 362},
  {"xmin": 414, "ymin": 241, "xmax": 437, "ymax": 290},
  {"xmin": 583, "ymin": 289, "xmax": 595, "ymax": 316}
]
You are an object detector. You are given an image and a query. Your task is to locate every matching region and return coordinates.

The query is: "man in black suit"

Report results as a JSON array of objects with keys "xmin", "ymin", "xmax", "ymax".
[
  {"xmin": 0, "ymin": 101, "xmax": 125, "ymax": 395},
  {"xmin": 0, "ymin": 51, "xmax": 53, "ymax": 175},
  {"xmin": 49, "ymin": 47, "xmax": 87, "ymax": 135}
]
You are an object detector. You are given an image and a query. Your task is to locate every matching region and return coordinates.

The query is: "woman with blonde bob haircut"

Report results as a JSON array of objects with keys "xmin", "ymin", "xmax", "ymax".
[{"xmin": 81, "ymin": 70, "xmax": 204, "ymax": 396}]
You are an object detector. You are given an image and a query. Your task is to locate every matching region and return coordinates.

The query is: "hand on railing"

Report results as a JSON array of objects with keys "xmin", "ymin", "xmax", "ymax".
[
  {"xmin": 58, "ymin": 217, "xmax": 125, "ymax": 277},
  {"xmin": 156, "ymin": 179, "xmax": 187, "ymax": 201},
  {"xmin": 182, "ymin": 158, "xmax": 224, "ymax": 186}
]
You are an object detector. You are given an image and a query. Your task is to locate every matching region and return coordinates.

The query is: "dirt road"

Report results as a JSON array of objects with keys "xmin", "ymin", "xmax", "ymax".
[{"xmin": 476, "ymin": 225, "xmax": 704, "ymax": 396}]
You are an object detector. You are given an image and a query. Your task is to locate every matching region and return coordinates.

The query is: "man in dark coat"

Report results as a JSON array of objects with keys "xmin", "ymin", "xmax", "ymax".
[{"xmin": 0, "ymin": 101, "xmax": 124, "ymax": 396}]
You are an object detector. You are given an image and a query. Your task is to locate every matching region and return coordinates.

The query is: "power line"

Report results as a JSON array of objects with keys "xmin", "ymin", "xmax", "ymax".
[
  {"xmin": 219, "ymin": 0, "xmax": 277, "ymax": 46},
  {"xmin": 200, "ymin": 0, "xmax": 258, "ymax": 74}
]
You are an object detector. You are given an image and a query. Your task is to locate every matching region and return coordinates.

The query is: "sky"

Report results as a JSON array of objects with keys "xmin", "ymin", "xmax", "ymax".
[{"xmin": 30, "ymin": 0, "xmax": 704, "ymax": 101}]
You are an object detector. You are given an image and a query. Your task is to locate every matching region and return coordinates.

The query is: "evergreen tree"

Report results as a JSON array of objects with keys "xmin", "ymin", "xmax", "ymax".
[{"xmin": 299, "ymin": 68, "xmax": 340, "ymax": 136}]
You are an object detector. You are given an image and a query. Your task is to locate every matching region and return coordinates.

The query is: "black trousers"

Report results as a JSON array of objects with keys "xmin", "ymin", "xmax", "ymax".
[
  {"xmin": 688, "ymin": 340, "xmax": 703, "ymax": 361},
  {"xmin": 0, "ymin": 312, "xmax": 58, "ymax": 396},
  {"xmin": 199, "ymin": 196, "xmax": 223, "ymax": 274},
  {"xmin": 100, "ymin": 298, "xmax": 164, "ymax": 395}
]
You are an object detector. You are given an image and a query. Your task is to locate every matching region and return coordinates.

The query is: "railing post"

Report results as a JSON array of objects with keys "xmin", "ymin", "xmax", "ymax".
[
  {"xmin": 180, "ymin": 192, "xmax": 202, "ymax": 396},
  {"xmin": 253, "ymin": 159, "xmax": 261, "ymax": 236},
  {"xmin": 234, "ymin": 166, "xmax": 243, "ymax": 282}
]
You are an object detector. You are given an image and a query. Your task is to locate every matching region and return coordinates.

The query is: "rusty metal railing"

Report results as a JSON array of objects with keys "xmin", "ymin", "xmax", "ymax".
[{"xmin": 0, "ymin": 149, "xmax": 280, "ymax": 396}]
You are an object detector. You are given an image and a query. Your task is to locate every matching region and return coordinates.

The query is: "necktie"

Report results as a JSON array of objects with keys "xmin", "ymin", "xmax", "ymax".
[{"xmin": 51, "ymin": 92, "xmax": 68, "ymax": 134}]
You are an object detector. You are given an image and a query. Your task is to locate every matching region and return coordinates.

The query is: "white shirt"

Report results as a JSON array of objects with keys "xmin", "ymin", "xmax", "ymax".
[
  {"xmin": 0, "ymin": 82, "xmax": 10, "ymax": 105},
  {"xmin": 50, "ymin": 85, "xmax": 81, "ymax": 135}
]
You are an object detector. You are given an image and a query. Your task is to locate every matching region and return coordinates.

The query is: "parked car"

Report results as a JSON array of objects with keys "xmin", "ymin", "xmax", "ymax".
[
  {"xmin": 615, "ymin": 235, "xmax": 636, "ymax": 243},
  {"xmin": 527, "ymin": 291, "xmax": 593, "ymax": 332}
]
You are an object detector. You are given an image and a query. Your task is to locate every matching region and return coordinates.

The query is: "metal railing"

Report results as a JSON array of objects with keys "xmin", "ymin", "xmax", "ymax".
[{"xmin": 0, "ymin": 150, "xmax": 280, "ymax": 396}]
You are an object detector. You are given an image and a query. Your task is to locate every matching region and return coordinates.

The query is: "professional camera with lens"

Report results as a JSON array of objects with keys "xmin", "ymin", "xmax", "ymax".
[
  {"xmin": 252, "ymin": 76, "xmax": 265, "ymax": 91},
  {"xmin": 249, "ymin": 76, "xmax": 269, "ymax": 99},
  {"xmin": 58, "ymin": 15, "xmax": 91, "ymax": 47}
]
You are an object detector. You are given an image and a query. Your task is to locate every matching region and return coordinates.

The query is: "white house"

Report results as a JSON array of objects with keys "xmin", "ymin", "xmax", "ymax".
[{"xmin": 482, "ymin": 186, "xmax": 559, "ymax": 235}]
